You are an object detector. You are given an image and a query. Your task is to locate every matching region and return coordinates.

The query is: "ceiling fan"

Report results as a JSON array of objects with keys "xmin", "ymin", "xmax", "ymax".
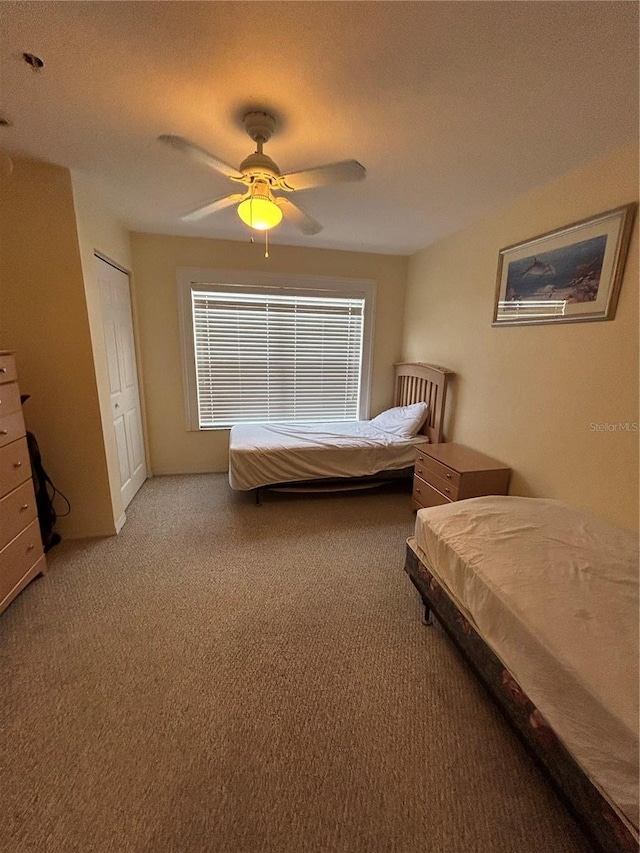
[{"xmin": 159, "ymin": 110, "xmax": 366, "ymax": 236}]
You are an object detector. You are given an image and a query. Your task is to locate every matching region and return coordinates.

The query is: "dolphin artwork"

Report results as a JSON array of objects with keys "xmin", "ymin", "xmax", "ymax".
[{"xmin": 521, "ymin": 257, "xmax": 556, "ymax": 278}]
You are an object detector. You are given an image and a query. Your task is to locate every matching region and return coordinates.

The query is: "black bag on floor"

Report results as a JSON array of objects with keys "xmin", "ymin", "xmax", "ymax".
[{"xmin": 26, "ymin": 430, "xmax": 69, "ymax": 553}]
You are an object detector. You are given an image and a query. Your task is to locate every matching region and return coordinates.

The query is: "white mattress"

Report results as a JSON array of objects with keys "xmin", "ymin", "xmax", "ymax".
[
  {"xmin": 409, "ymin": 496, "xmax": 639, "ymax": 830},
  {"xmin": 229, "ymin": 420, "xmax": 423, "ymax": 490}
]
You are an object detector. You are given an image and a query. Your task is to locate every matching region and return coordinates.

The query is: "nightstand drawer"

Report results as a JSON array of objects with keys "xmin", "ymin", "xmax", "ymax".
[
  {"xmin": 416, "ymin": 466, "xmax": 459, "ymax": 500},
  {"xmin": 412, "ymin": 475, "xmax": 452, "ymax": 509},
  {"xmin": 415, "ymin": 450, "xmax": 460, "ymax": 489}
]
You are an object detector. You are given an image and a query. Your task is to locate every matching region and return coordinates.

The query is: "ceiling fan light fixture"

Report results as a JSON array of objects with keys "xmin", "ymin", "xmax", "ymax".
[
  {"xmin": 237, "ymin": 183, "xmax": 282, "ymax": 231},
  {"xmin": 159, "ymin": 109, "xmax": 365, "ymax": 237}
]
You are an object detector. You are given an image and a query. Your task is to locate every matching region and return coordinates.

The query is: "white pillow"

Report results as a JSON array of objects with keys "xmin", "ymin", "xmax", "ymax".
[{"xmin": 370, "ymin": 401, "xmax": 429, "ymax": 439}]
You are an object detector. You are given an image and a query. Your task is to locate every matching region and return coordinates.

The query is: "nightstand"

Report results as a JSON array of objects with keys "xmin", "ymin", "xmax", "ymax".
[{"xmin": 412, "ymin": 443, "xmax": 511, "ymax": 511}]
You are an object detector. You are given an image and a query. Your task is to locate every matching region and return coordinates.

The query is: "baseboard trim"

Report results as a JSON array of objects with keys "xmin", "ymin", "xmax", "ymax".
[
  {"xmin": 151, "ymin": 469, "xmax": 228, "ymax": 476},
  {"xmin": 62, "ymin": 528, "xmax": 117, "ymax": 540}
]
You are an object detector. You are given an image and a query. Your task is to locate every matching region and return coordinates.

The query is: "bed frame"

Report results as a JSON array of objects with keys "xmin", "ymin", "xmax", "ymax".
[
  {"xmin": 254, "ymin": 362, "xmax": 453, "ymax": 504},
  {"xmin": 404, "ymin": 544, "xmax": 638, "ymax": 853}
]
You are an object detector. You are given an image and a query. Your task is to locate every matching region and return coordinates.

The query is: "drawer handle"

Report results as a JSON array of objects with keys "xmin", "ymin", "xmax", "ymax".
[
  {"xmin": 26, "ymin": 543, "xmax": 35, "ymax": 551},
  {"xmin": 445, "ymin": 487, "xmax": 450, "ymax": 494},
  {"xmin": 13, "ymin": 460, "xmax": 22, "ymax": 468},
  {"xmin": 20, "ymin": 503, "xmax": 29, "ymax": 510},
  {"xmin": 415, "ymin": 487, "xmax": 421, "ymax": 493},
  {"xmin": 0, "ymin": 367, "xmax": 6, "ymax": 374},
  {"xmin": 417, "ymin": 456, "xmax": 424, "ymax": 463},
  {"xmin": 446, "ymin": 473, "xmax": 452, "ymax": 479},
  {"xmin": 0, "ymin": 429, "xmax": 7, "ymax": 435},
  {"xmin": 416, "ymin": 468, "xmax": 422, "ymax": 476}
]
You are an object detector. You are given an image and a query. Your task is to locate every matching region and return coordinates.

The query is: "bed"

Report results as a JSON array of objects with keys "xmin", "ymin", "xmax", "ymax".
[
  {"xmin": 404, "ymin": 496, "xmax": 639, "ymax": 853},
  {"xmin": 229, "ymin": 362, "xmax": 452, "ymax": 501}
]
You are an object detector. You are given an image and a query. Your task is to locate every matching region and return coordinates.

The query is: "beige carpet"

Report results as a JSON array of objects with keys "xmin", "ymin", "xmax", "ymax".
[{"xmin": 1, "ymin": 475, "xmax": 592, "ymax": 852}]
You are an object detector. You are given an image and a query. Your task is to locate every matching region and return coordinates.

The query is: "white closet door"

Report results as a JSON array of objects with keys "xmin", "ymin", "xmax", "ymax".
[{"xmin": 96, "ymin": 256, "xmax": 147, "ymax": 509}]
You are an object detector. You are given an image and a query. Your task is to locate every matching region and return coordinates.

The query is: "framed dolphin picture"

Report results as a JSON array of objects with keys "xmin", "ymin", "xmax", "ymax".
[{"xmin": 492, "ymin": 203, "xmax": 636, "ymax": 326}]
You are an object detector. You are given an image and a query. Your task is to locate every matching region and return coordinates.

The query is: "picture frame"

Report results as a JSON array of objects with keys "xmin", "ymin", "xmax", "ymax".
[{"xmin": 492, "ymin": 203, "xmax": 636, "ymax": 327}]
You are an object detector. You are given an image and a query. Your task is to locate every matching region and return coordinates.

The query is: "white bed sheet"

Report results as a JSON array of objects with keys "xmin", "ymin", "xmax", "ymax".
[
  {"xmin": 410, "ymin": 496, "xmax": 639, "ymax": 830},
  {"xmin": 229, "ymin": 420, "xmax": 424, "ymax": 490}
]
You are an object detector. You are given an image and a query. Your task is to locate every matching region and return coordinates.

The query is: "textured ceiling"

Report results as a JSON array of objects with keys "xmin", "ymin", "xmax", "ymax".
[{"xmin": 1, "ymin": 1, "xmax": 638, "ymax": 255}]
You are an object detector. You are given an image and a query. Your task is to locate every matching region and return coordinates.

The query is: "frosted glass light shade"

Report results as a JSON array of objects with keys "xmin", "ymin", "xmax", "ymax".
[{"xmin": 237, "ymin": 196, "xmax": 283, "ymax": 231}]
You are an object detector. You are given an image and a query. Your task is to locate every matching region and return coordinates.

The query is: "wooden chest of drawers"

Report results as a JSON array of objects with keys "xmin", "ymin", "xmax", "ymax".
[
  {"xmin": 0, "ymin": 351, "xmax": 46, "ymax": 615},
  {"xmin": 413, "ymin": 442, "xmax": 511, "ymax": 511}
]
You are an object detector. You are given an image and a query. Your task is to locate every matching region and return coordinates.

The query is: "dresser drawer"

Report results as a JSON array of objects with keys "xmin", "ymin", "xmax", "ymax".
[
  {"xmin": 0, "ymin": 409, "xmax": 26, "ymax": 450},
  {"xmin": 0, "ymin": 480, "xmax": 38, "ymax": 551},
  {"xmin": 0, "ymin": 353, "xmax": 17, "ymax": 385},
  {"xmin": 0, "ymin": 382, "xmax": 21, "ymax": 419},
  {"xmin": 0, "ymin": 437, "xmax": 31, "ymax": 497},
  {"xmin": 0, "ymin": 553, "xmax": 46, "ymax": 616},
  {"xmin": 412, "ymin": 475, "xmax": 452, "ymax": 509},
  {"xmin": 415, "ymin": 449, "xmax": 460, "ymax": 489},
  {"xmin": 0, "ymin": 518, "xmax": 44, "ymax": 602}
]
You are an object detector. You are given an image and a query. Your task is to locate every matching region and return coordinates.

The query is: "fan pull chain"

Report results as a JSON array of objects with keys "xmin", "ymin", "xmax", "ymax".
[{"xmin": 265, "ymin": 229, "xmax": 269, "ymax": 259}]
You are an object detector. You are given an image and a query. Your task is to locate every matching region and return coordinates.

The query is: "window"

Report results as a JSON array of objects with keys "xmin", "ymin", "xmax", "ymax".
[{"xmin": 178, "ymin": 269, "xmax": 376, "ymax": 430}]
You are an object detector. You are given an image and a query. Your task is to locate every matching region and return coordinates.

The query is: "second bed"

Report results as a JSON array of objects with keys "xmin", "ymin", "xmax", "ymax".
[
  {"xmin": 406, "ymin": 496, "xmax": 639, "ymax": 853},
  {"xmin": 229, "ymin": 362, "xmax": 452, "ymax": 496}
]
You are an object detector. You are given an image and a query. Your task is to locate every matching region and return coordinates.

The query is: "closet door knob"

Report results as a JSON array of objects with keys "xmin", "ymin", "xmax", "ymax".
[{"xmin": 13, "ymin": 460, "xmax": 22, "ymax": 468}]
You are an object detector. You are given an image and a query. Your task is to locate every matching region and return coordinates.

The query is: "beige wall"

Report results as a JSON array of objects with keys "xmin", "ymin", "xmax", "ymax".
[
  {"xmin": 403, "ymin": 143, "xmax": 639, "ymax": 529},
  {"xmin": 130, "ymin": 234, "xmax": 408, "ymax": 474},
  {"xmin": 0, "ymin": 158, "xmax": 115, "ymax": 537},
  {"xmin": 71, "ymin": 172, "xmax": 139, "ymax": 531}
]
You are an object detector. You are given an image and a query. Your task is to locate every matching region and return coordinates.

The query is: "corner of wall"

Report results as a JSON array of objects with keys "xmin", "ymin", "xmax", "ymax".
[{"xmin": 1, "ymin": 157, "xmax": 116, "ymax": 538}]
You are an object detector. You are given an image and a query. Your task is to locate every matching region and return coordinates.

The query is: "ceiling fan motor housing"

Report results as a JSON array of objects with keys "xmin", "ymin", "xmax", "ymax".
[{"xmin": 239, "ymin": 151, "xmax": 281, "ymax": 180}]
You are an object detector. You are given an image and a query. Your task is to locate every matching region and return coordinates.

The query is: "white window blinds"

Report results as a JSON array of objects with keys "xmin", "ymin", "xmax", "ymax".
[{"xmin": 191, "ymin": 289, "xmax": 365, "ymax": 428}]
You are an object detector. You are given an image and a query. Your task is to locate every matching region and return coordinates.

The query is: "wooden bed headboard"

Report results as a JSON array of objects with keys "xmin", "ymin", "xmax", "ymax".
[{"xmin": 394, "ymin": 362, "xmax": 453, "ymax": 444}]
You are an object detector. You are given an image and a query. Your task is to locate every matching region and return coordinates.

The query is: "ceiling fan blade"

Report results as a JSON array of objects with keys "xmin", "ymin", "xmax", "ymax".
[
  {"xmin": 278, "ymin": 160, "xmax": 366, "ymax": 192},
  {"xmin": 276, "ymin": 197, "xmax": 322, "ymax": 235},
  {"xmin": 158, "ymin": 134, "xmax": 244, "ymax": 180},
  {"xmin": 181, "ymin": 193, "xmax": 246, "ymax": 222}
]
